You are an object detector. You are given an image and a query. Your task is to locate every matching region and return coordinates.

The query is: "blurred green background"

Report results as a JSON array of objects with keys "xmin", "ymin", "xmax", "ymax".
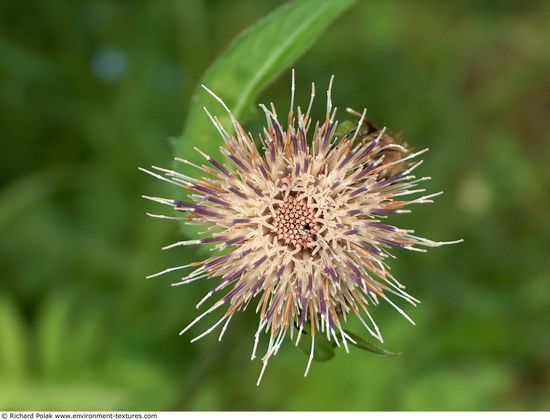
[{"xmin": 1, "ymin": 0, "xmax": 549, "ymax": 411}]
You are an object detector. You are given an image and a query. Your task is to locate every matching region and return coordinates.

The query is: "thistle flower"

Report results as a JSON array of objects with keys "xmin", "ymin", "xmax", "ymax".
[{"xmin": 141, "ymin": 72, "xmax": 462, "ymax": 385}]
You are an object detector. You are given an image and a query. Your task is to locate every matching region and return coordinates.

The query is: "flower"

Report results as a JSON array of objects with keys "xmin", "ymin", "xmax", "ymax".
[{"xmin": 141, "ymin": 72, "xmax": 462, "ymax": 385}]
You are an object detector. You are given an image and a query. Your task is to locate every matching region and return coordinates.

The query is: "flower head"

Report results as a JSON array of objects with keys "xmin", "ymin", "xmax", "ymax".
[{"xmin": 142, "ymin": 72, "xmax": 461, "ymax": 384}]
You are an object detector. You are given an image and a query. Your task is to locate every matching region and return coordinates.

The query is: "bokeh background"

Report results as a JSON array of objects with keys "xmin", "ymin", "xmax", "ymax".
[{"xmin": 1, "ymin": 0, "xmax": 549, "ymax": 411}]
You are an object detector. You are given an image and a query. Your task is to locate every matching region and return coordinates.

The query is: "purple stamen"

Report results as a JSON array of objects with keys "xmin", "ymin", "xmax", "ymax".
[
  {"xmin": 375, "ymin": 174, "xmax": 402, "ymax": 188},
  {"xmin": 350, "ymin": 187, "xmax": 368, "ymax": 197},
  {"xmin": 274, "ymin": 124, "xmax": 283, "ymax": 148},
  {"xmin": 228, "ymin": 187, "xmax": 247, "ymax": 199},
  {"xmin": 322, "ymin": 123, "xmax": 334, "ymax": 151},
  {"xmin": 251, "ymin": 275, "xmax": 265, "ymax": 295},
  {"xmin": 292, "ymin": 135, "xmax": 299, "ymax": 155},
  {"xmin": 223, "ymin": 267, "xmax": 247, "ymax": 283},
  {"xmin": 233, "ymin": 218, "xmax": 251, "ymax": 224},
  {"xmin": 204, "ymin": 253, "xmax": 231, "ymax": 269},
  {"xmin": 366, "ymin": 222, "xmax": 396, "ymax": 232},
  {"xmin": 223, "ymin": 281, "xmax": 246, "ymax": 303},
  {"xmin": 208, "ymin": 158, "xmax": 231, "ymax": 177},
  {"xmin": 360, "ymin": 241, "xmax": 382, "ymax": 255},
  {"xmin": 259, "ymin": 162, "xmax": 270, "ymax": 180},
  {"xmin": 372, "ymin": 208, "xmax": 398, "ymax": 215},
  {"xmin": 379, "ymin": 238, "xmax": 405, "ymax": 248},
  {"xmin": 192, "ymin": 184, "xmax": 218, "ymax": 196},
  {"xmin": 201, "ymin": 235, "xmax": 227, "ymax": 244},
  {"xmin": 265, "ymin": 294, "xmax": 282, "ymax": 320},
  {"xmin": 353, "ymin": 163, "xmax": 377, "ymax": 181},
  {"xmin": 205, "ymin": 196, "xmax": 230, "ymax": 207},
  {"xmin": 228, "ymin": 154, "xmax": 249, "ymax": 172},
  {"xmin": 174, "ymin": 200, "xmax": 194, "ymax": 209},
  {"xmin": 269, "ymin": 144, "xmax": 276, "ymax": 163},
  {"xmin": 193, "ymin": 206, "xmax": 224, "ymax": 218},
  {"xmin": 337, "ymin": 150, "xmax": 356, "ymax": 171},
  {"xmin": 252, "ymin": 255, "xmax": 268, "ymax": 269},
  {"xmin": 226, "ymin": 236, "xmax": 246, "ymax": 246},
  {"xmin": 319, "ymin": 289, "xmax": 326, "ymax": 314}
]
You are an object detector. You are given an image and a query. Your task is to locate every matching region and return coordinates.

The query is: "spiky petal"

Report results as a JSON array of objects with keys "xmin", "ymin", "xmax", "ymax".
[{"xmin": 142, "ymin": 71, "xmax": 462, "ymax": 385}]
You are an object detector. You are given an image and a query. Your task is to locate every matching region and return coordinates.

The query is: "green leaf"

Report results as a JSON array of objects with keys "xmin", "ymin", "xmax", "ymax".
[
  {"xmin": 67, "ymin": 312, "xmax": 104, "ymax": 372},
  {"xmin": 0, "ymin": 298, "xmax": 27, "ymax": 381},
  {"xmin": 335, "ymin": 119, "xmax": 357, "ymax": 138},
  {"xmin": 173, "ymin": 0, "xmax": 358, "ymax": 175},
  {"xmin": 0, "ymin": 169, "xmax": 65, "ymax": 232},
  {"xmin": 345, "ymin": 330, "xmax": 401, "ymax": 357},
  {"xmin": 37, "ymin": 297, "xmax": 72, "ymax": 379},
  {"xmin": 297, "ymin": 327, "xmax": 336, "ymax": 362}
]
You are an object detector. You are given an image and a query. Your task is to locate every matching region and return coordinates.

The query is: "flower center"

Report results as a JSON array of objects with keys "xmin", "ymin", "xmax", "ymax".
[{"xmin": 271, "ymin": 195, "xmax": 319, "ymax": 249}]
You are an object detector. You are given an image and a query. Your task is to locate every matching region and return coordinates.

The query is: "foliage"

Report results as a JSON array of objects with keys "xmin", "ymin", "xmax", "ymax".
[{"xmin": 1, "ymin": 0, "xmax": 550, "ymax": 411}]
